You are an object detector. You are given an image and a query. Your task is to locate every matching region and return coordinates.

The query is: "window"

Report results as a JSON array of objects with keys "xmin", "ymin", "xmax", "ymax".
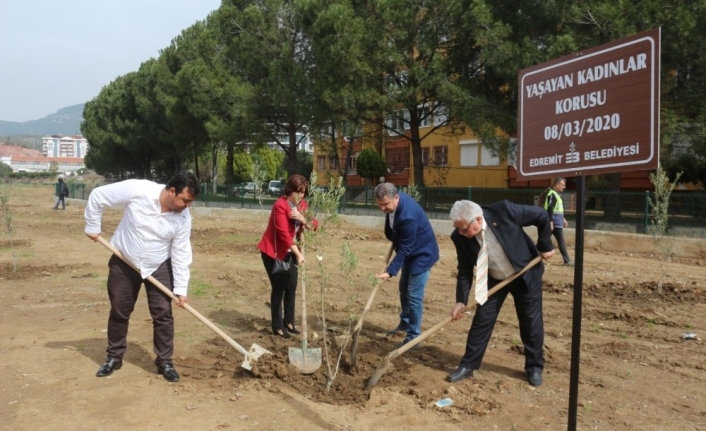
[
  {"xmin": 433, "ymin": 146, "xmax": 448, "ymax": 166},
  {"xmin": 422, "ymin": 148, "xmax": 430, "ymax": 167},
  {"xmin": 460, "ymin": 139, "xmax": 500, "ymax": 167},
  {"xmin": 386, "ymin": 109, "xmax": 409, "ymax": 135},
  {"xmin": 348, "ymin": 153, "xmax": 357, "ymax": 174},
  {"xmin": 386, "ymin": 147, "xmax": 409, "ymax": 174},
  {"xmin": 460, "ymin": 140, "xmax": 479, "ymax": 167},
  {"xmin": 328, "ymin": 157, "xmax": 339, "ymax": 170},
  {"xmin": 317, "ymin": 156, "xmax": 327, "ymax": 171},
  {"xmin": 433, "ymin": 104, "xmax": 448, "ymax": 126},
  {"xmin": 419, "ymin": 105, "xmax": 431, "ymax": 128},
  {"xmin": 480, "ymin": 144, "xmax": 500, "ymax": 166}
]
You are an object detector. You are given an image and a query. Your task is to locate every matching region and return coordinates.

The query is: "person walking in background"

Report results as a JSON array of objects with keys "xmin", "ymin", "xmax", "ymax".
[
  {"xmin": 84, "ymin": 172, "xmax": 200, "ymax": 382},
  {"xmin": 544, "ymin": 177, "xmax": 574, "ymax": 267},
  {"xmin": 53, "ymin": 177, "xmax": 69, "ymax": 210},
  {"xmin": 258, "ymin": 174, "xmax": 318, "ymax": 339},
  {"xmin": 446, "ymin": 200, "xmax": 554, "ymax": 387},
  {"xmin": 374, "ymin": 183, "xmax": 439, "ymax": 350}
]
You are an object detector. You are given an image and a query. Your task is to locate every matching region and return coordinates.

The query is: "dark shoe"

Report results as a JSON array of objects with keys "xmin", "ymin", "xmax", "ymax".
[
  {"xmin": 527, "ymin": 372, "xmax": 543, "ymax": 387},
  {"xmin": 386, "ymin": 325, "xmax": 406, "ymax": 336},
  {"xmin": 96, "ymin": 358, "xmax": 122, "ymax": 377},
  {"xmin": 286, "ymin": 324, "xmax": 300, "ymax": 335},
  {"xmin": 564, "ymin": 260, "xmax": 575, "ymax": 267},
  {"xmin": 396, "ymin": 340, "xmax": 422, "ymax": 352},
  {"xmin": 157, "ymin": 363, "xmax": 180, "ymax": 382},
  {"xmin": 273, "ymin": 328, "xmax": 291, "ymax": 339},
  {"xmin": 446, "ymin": 366, "xmax": 473, "ymax": 383}
]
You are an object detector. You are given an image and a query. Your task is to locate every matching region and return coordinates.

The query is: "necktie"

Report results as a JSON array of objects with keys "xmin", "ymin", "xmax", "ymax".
[{"xmin": 474, "ymin": 229, "xmax": 488, "ymax": 305}]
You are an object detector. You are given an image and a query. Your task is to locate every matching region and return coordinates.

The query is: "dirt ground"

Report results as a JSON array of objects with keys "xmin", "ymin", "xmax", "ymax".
[{"xmin": 1, "ymin": 183, "xmax": 705, "ymax": 431}]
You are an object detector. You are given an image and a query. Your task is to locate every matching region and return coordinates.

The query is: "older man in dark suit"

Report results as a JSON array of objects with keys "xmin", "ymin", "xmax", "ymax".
[
  {"xmin": 446, "ymin": 200, "xmax": 554, "ymax": 387},
  {"xmin": 374, "ymin": 183, "xmax": 439, "ymax": 349}
]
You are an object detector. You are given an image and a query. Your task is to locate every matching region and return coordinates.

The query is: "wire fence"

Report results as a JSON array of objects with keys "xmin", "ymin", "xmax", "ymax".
[{"xmin": 64, "ymin": 181, "xmax": 706, "ymax": 236}]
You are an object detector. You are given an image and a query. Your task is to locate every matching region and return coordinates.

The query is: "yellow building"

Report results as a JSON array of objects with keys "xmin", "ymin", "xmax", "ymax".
[{"xmin": 314, "ymin": 119, "xmax": 514, "ymax": 189}]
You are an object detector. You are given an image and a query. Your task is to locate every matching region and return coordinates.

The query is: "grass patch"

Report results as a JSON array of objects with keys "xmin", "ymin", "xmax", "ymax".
[{"xmin": 190, "ymin": 280, "xmax": 213, "ymax": 297}]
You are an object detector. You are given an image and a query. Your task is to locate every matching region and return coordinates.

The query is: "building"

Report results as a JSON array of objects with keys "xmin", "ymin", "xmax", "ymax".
[
  {"xmin": 1, "ymin": 155, "xmax": 85, "ymax": 174},
  {"xmin": 42, "ymin": 135, "xmax": 90, "ymax": 158}
]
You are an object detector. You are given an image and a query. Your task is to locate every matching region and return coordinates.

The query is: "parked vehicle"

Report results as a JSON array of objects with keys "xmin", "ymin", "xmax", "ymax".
[
  {"xmin": 234, "ymin": 182, "xmax": 260, "ymax": 196},
  {"xmin": 267, "ymin": 180, "xmax": 282, "ymax": 196}
]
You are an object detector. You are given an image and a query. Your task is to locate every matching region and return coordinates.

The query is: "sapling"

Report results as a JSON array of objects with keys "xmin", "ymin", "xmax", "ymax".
[
  {"xmin": 0, "ymin": 184, "xmax": 17, "ymax": 272},
  {"xmin": 300, "ymin": 171, "xmax": 352, "ymax": 390},
  {"xmin": 648, "ymin": 167, "xmax": 682, "ymax": 293},
  {"xmin": 250, "ymin": 160, "xmax": 267, "ymax": 210}
]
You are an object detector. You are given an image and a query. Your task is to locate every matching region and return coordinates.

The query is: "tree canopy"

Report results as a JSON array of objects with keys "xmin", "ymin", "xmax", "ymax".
[{"xmin": 80, "ymin": 0, "xmax": 706, "ymax": 186}]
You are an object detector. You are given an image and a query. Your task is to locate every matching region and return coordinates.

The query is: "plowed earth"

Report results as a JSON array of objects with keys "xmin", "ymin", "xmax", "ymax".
[{"xmin": 1, "ymin": 184, "xmax": 705, "ymax": 431}]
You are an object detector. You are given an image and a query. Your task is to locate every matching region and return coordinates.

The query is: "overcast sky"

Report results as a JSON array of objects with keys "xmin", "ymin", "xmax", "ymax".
[{"xmin": 0, "ymin": 0, "xmax": 222, "ymax": 122}]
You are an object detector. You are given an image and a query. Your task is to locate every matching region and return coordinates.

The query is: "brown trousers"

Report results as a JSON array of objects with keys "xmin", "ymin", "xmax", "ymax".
[{"xmin": 105, "ymin": 255, "xmax": 175, "ymax": 366}]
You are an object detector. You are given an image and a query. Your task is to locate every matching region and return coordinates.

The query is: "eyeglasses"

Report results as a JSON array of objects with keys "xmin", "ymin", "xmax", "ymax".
[{"xmin": 456, "ymin": 218, "xmax": 478, "ymax": 233}]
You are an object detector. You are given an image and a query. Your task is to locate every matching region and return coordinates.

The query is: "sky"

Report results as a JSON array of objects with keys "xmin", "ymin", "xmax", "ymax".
[{"xmin": 0, "ymin": 0, "xmax": 222, "ymax": 122}]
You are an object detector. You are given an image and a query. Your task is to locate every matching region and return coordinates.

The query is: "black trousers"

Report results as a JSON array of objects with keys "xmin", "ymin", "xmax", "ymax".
[
  {"xmin": 261, "ymin": 252, "xmax": 298, "ymax": 330},
  {"xmin": 460, "ymin": 275, "xmax": 544, "ymax": 374},
  {"xmin": 105, "ymin": 255, "xmax": 175, "ymax": 366}
]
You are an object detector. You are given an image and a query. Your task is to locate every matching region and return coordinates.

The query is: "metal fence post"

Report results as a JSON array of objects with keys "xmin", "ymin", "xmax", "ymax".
[{"xmin": 467, "ymin": 186, "xmax": 472, "ymax": 201}]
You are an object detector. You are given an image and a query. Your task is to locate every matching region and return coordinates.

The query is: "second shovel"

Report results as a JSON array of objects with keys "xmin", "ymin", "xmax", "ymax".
[{"xmin": 288, "ymin": 263, "xmax": 321, "ymax": 374}]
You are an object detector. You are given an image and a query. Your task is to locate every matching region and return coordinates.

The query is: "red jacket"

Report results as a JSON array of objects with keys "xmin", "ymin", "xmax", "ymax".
[{"xmin": 257, "ymin": 197, "xmax": 318, "ymax": 260}]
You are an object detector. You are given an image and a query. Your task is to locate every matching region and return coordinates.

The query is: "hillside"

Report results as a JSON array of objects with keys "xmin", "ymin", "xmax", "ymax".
[
  {"xmin": 0, "ymin": 103, "xmax": 84, "ymax": 136},
  {"xmin": 0, "ymin": 142, "xmax": 43, "ymax": 157}
]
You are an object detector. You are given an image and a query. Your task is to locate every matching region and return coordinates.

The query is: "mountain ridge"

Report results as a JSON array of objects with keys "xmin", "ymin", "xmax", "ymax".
[{"xmin": 0, "ymin": 104, "xmax": 85, "ymax": 136}]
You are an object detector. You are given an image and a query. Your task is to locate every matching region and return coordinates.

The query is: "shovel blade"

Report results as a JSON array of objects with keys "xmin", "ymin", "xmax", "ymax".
[
  {"xmin": 288, "ymin": 346, "xmax": 322, "ymax": 374},
  {"xmin": 241, "ymin": 343, "xmax": 271, "ymax": 371}
]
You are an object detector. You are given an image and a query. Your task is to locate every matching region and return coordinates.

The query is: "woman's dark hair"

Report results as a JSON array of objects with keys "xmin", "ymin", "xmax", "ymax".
[
  {"xmin": 283, "ymin": 174, "xmax": 308, "ymax": 196},
  {"xmin": 166, "ymin": 172, "xmax": 201, "ymax": 197}
]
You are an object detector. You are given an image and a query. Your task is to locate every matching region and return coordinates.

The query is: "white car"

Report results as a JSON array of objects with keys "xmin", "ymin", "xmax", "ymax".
[{"xmin": 235, "ymin": 182, "xmax": 259, "ymax": 196}]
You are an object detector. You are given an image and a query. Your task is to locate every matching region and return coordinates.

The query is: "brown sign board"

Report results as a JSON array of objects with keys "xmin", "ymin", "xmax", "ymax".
[{"xmin": 517, "ymin": 28, "xmax": 660, "ymax": 181}]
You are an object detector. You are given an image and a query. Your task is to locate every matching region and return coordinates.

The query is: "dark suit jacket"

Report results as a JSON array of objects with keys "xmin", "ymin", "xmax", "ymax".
[
  {"xmin": 451, "ymin": 200, "xmax": 553, "ymax": 304},
  {"xmin": 385, "ymin": 192, "xmax": 439, "ymax": 276}
]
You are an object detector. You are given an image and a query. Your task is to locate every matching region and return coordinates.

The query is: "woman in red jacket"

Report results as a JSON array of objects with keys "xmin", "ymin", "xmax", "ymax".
[{"xmin": 257, "ymin": 174, "xmax": 318, "ymax": 338}]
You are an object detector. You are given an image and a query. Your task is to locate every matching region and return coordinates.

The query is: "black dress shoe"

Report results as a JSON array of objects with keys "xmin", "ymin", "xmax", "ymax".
[
  {"xmin": 157, "ymin": 363, "xmax": 180, "ymax": 382},
  {"xmin": 96, "ymin": 358, "xmax": 122, "ymax": 377},
  {"xmin": 272, "ymin": 328, "xmax": 291, "ymax": 339},
  {"xmin": 527, "ymin": 372, "xmax": 543, "ymax": 387},
  {"xmin": 446, "ymin": 366, "xmax": 473, "ymax": 383},
  {"xmin": 385, "ymin": 325, "xmax": 406, "ymax": 336},
  {"xmin": 286, "ymin": 325, "xmax": 300, "ymax": 335}
]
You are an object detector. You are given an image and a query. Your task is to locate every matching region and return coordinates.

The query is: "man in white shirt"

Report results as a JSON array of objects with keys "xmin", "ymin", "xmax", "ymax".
[{"xmin": 84, "ymin": 172, "xmax": 200, "ymax": 382}]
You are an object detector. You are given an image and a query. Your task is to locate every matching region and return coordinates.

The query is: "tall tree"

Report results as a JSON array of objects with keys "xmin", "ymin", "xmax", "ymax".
[{"xmin": 216, "ymin": 0, "xmax": 319, "ymax": 176}]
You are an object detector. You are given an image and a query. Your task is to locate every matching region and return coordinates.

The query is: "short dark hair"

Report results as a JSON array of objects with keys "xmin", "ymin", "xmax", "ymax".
[
  {"xmin": 58, "ymin": 178, "xmax": 64, "ymax": 183},
  {"xmin": 166, "ymin": 172, "xmax": 201, "ymax": 197},
  {"xmin": 284, "ymin": 174, "xmax": 308, "ymax": 196}
]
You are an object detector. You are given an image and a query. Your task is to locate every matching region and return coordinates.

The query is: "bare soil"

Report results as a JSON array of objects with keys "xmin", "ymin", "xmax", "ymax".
[{"xmin": 1, "ymin": 184, "xmax": 705, "ymax": 431}]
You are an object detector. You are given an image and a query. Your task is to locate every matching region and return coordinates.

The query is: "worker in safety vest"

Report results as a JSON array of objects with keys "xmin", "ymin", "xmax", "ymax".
[{"xmin": 543, "ymin": 177, "xmax": 574, "ymax": 267}]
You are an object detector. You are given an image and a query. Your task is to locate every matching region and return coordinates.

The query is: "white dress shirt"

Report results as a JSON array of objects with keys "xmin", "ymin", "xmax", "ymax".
[
  {"xmin": 478, "ymin": 219, "xmax": 515, "ymax": 280},
  {"xmin": 84, "ymin": 179, "xmax": 193, "ymax": 296}
]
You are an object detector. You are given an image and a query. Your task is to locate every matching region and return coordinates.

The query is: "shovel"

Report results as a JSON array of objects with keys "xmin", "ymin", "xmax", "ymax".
[
  {"xmin": 350, "ymin": 244, "xmax": 394, "ymax": 367},
  {"xmin": 96, "ymin": 236, "xmax": 270, "ymax": 371},
  {"xmin": 367, "ymin": 256, "xmax": 543, "ymax": 389},
  {"xmin": 288, "ymin": 262, "xmax": 322, "ymax": 373}
]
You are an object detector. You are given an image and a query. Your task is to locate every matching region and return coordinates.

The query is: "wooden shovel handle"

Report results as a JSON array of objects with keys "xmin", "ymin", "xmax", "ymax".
[
  {"xmin": 352, "ymin": 244, "xmax": 394, "ymax": 332},
  {"xmin": 96, "ymin": 236, "xmax": 256, "ymax": 360},
  {"xmin": 390, "ymin": 256, "xmax": 543, "ymax": 358}
]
